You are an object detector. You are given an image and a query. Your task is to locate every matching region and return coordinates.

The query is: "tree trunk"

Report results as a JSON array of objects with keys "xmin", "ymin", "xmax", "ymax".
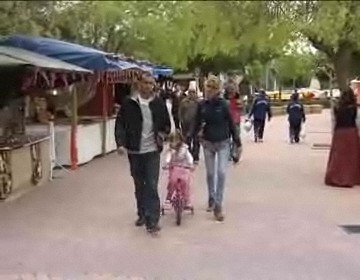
[{"xmin": 333, "ymin": 44, "xmax": 353, "ymax": 91}]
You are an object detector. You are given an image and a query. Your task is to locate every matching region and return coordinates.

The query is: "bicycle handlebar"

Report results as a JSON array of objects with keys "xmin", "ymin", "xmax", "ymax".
[{"xmin": 163, "ymin": 164, "xmax": 194, "ymax": 171}]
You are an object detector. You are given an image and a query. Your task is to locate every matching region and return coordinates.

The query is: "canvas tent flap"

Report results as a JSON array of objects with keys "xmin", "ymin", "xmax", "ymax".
[
  {"xmin": 0, "ymin": 54, "xmax": 29, "ymax": 66},
  {"xmin": 0, "ymin": 46, "xmax": 92, "ymax": 73},
  {"xmin": 0, "ymin": 35, "xmax": 140, "ymax": 71}
]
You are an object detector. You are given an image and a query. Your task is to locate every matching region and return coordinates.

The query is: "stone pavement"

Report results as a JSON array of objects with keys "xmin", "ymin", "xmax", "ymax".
[
  {"xmin": 1, "ymin": 111, "xmax": 360, "ymax": 280},
  {"xmin": 0, "ymin": 274, "xmax": 143, "ymax": 280}
]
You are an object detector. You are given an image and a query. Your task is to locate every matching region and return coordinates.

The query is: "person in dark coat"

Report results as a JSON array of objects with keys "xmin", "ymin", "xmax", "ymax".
[
  {"xmin": 248, "ymin": 90, "xmax": 272, "ymax": 142},
  {"xmin": 179, "ymin": 88, "xmax": 201, "ymax": 163},
  {"xmin": 115, "ymin": 72, "xmax": 171, "ymax": 234},
  {"xmin": 325, "ymin": 87, "xmax": 360, "ymax": 188},
  {"xmin": 171, "ymin": 84, "xmax": 186, "ymax": 129},
  {"xmin": 155, "ymin": 82, "xmax": 167, "ymax": 101},
  {"xmin": 287, "ymin": 92, "xmax": 306, "ymax": 143}
]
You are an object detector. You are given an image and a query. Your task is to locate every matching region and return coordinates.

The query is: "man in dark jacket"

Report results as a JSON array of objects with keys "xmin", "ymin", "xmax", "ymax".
[
  {"xmin": 179, "ymin": 88, "xmax": 201, "ymax": 163},
  {"xmin": 115, "ymin": 72, "xmax": 171, "ymax": 234},
  {"xmin": 249, "ymin": 90, "xmax": 272, "ymax": 142},
  {"xmin": 287, "ymin": 92, "xmax": 306, "ymax": 143},
  {"xmin": 171, "ymin": 84, "xmax": 186, "ymax": 129}
]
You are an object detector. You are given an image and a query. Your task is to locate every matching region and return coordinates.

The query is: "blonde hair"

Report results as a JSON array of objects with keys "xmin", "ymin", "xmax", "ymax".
[
  {"xmin": 168, "ymin": 130, "xmax": 184, "ymax": 150},
  {"xmin": 205, "ymin": 75, "xmax": 221, "ymax": 91}
]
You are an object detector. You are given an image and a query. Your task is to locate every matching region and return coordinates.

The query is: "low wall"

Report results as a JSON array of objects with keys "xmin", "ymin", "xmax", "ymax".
[{"xmin": 271, "ymin": 105, "xmax": 323, "ymax": 116}]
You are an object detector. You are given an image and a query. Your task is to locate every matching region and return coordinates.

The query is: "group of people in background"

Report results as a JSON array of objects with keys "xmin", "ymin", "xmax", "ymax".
[{"xmin": 116, "ymin": 71, "xmax": 360, "ymax": 236}]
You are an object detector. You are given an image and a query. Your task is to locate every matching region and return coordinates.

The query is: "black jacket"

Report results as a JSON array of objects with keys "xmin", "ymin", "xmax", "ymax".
[
  {"xmin": 114, "ymin": 96, "xmax": 171, "ymax": 152},
  {"xmin": 287, "ymin": 100, "xmax": 306, "ymax": 123},
  {"xmin": 334, "ymin": 105, "xmax": 357, "ymax": 129},
  {"xmin": 249, "ymin": 95, "xmax": 272, "ymax": 121},
  {"xmin": 171, "ymin": 91, "xmax": 186, "ymax": 119},
  {"xmin": 195, "ymin": 97, "xmax": 241, "ymax": 146}
]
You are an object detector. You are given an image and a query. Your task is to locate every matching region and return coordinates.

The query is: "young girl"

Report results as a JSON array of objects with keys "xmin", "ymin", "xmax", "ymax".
[{"xmin": 163, "ymin": 130, "xmax": 194, "ymax": 208}]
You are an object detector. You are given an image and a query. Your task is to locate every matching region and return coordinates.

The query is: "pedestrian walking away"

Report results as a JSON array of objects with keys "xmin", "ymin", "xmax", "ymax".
[
  {"xmin": 287, "ymin": 91, "xmax": 306, "ymax": 143},
  {"xmin": 115, "ymin": 72, "xmax": 171, "ymax": 234},
  {"xmin": 195, "ymin": 75, "xmax": 241, "ymax": 222},
  {"xmin": 179, "ymin": 87, "xmax": 201, "ymax": 163},
  {"xmin": 248, "ymin": 89, "xmax": 272, "ymax": 142}
]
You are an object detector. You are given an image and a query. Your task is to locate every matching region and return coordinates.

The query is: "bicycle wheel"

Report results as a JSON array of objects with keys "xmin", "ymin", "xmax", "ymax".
[
  {"xmin": 173, "ymin": 191, "xmax": 183, "ymax": 226},
  {"xmin": 175, "ymin": 200, "xmax": 182, "ymax": 226}
]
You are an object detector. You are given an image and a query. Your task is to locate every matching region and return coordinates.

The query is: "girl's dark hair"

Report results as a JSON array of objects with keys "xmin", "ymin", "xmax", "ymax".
[{"xmin": 338, "ymin": 87, "xmax": 356, "ymax": 108}]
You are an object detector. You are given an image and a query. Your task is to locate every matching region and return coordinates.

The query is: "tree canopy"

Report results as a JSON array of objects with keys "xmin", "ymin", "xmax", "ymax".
[{"xmin": 1, "ymin": 0, "xmax": 359, "ymax": 88}]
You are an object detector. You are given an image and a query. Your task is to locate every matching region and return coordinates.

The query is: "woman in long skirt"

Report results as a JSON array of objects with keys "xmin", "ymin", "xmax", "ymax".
[{"xmin": 325, "ymin": 88, "xmax": 360, "ymax": 188}]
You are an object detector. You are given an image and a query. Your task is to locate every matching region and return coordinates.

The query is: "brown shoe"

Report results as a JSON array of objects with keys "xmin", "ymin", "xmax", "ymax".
[
  {"xmin": 206, "ymin": 198, "xmax": 215, "ymax": 212},
  {"xmin": 214, "ymin": 205, "xmax": 224, "ymax": 222}
]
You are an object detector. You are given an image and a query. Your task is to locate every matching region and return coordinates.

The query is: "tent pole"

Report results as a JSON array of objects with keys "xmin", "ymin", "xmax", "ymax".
[
  {"xmin": 70, "ymin": 85, "xmax": 78, "ymax": 170},
  {"xmin": 101, "ymin": 82, "xmax": 108, "ymax": 156}
]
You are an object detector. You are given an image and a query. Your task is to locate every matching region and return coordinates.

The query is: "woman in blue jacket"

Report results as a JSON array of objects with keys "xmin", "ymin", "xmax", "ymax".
[{"xmin": 195, "ymin": 76, "xmax": 241, "ymax": 221}]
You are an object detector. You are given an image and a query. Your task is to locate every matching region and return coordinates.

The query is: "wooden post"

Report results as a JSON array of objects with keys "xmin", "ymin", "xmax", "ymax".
[
  {"xmin": 101, "ymin": 82, "xmax": 108, "ymax": 156},
  {"xmin": 70, "ymin": 85, "xmax": 78, "ymax": 170}
]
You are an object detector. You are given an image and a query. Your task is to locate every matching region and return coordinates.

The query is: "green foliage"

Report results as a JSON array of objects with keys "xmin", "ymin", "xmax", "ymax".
[
  {"xmin": 246, "ymin": 60, "xmax": 266, "ymax": 87},
  {"xmin": 2, "ymin": 0, "xmax": 347, "ymax": 82},
  {"xmin": 274, "ymin": 0, "xmax": 360, "ymax": 88},
  {"xmin": 274, "ymin": 53, "xmax": 315, "ymax": 85},
  {"xmin": 0, "ymin": 1, "xmax": 58, "ymax": 36}
]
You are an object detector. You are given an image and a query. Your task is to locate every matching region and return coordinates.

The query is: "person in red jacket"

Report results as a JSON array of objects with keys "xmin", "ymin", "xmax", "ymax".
[{"xmin": 224, "ymin": 83, "xmax": 243, "ymax": 162}]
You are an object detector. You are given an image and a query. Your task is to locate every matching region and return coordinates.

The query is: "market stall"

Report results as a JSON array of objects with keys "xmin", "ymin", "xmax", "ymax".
[
  {"xmin": 0, "ymin": 46, "xmax": 92, "ymax": 200},
  {"xmin": 1, "ymin": 35, "xmax": 145, "ymax": 168}
]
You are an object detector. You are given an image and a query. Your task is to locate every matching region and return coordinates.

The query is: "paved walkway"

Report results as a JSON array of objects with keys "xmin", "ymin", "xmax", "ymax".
[{"xmin": 1, "ymin": 111, "xmax": 360, "ymax": 280}]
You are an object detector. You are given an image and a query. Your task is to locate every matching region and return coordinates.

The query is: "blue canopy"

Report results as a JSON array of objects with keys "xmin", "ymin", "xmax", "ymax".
[
  {"xmin": 152, "ymin": 65, "xmax": 173, "ymax": 78},
  {"xmin": 0, "ymin": 35, "xmax": 140, "ymax": 71},
  {"xmin": 135, "ymin": 60, "xmax": 154, "ymax": 73},
  {"xmin": 0, "ymin": 46, "xmax": 92, "ymax": 73},
  {"xmin": 134, "ymin": 60, "xmax": 173, "ymax": 78}
]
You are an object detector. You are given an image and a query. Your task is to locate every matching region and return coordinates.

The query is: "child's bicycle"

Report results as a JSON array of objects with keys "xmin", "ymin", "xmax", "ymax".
[{"xmin": 161, "ymin": 165, "xmax": 194, "ymax": 226}]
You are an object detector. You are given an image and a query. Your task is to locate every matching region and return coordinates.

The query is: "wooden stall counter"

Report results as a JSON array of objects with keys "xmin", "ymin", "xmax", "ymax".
[
  {"xmin": 27, "ymin": 117, "xmax": 117, "ymax": 167},
  {"xmin": 0, "ymin": 135, "xmax": 50, "ymax": 201}
]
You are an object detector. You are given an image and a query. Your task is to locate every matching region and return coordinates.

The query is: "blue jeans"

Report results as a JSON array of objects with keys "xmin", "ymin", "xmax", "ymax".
[{"xmin": 203, "ymin": 140, "xmax": 230, "ymax": 207}]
